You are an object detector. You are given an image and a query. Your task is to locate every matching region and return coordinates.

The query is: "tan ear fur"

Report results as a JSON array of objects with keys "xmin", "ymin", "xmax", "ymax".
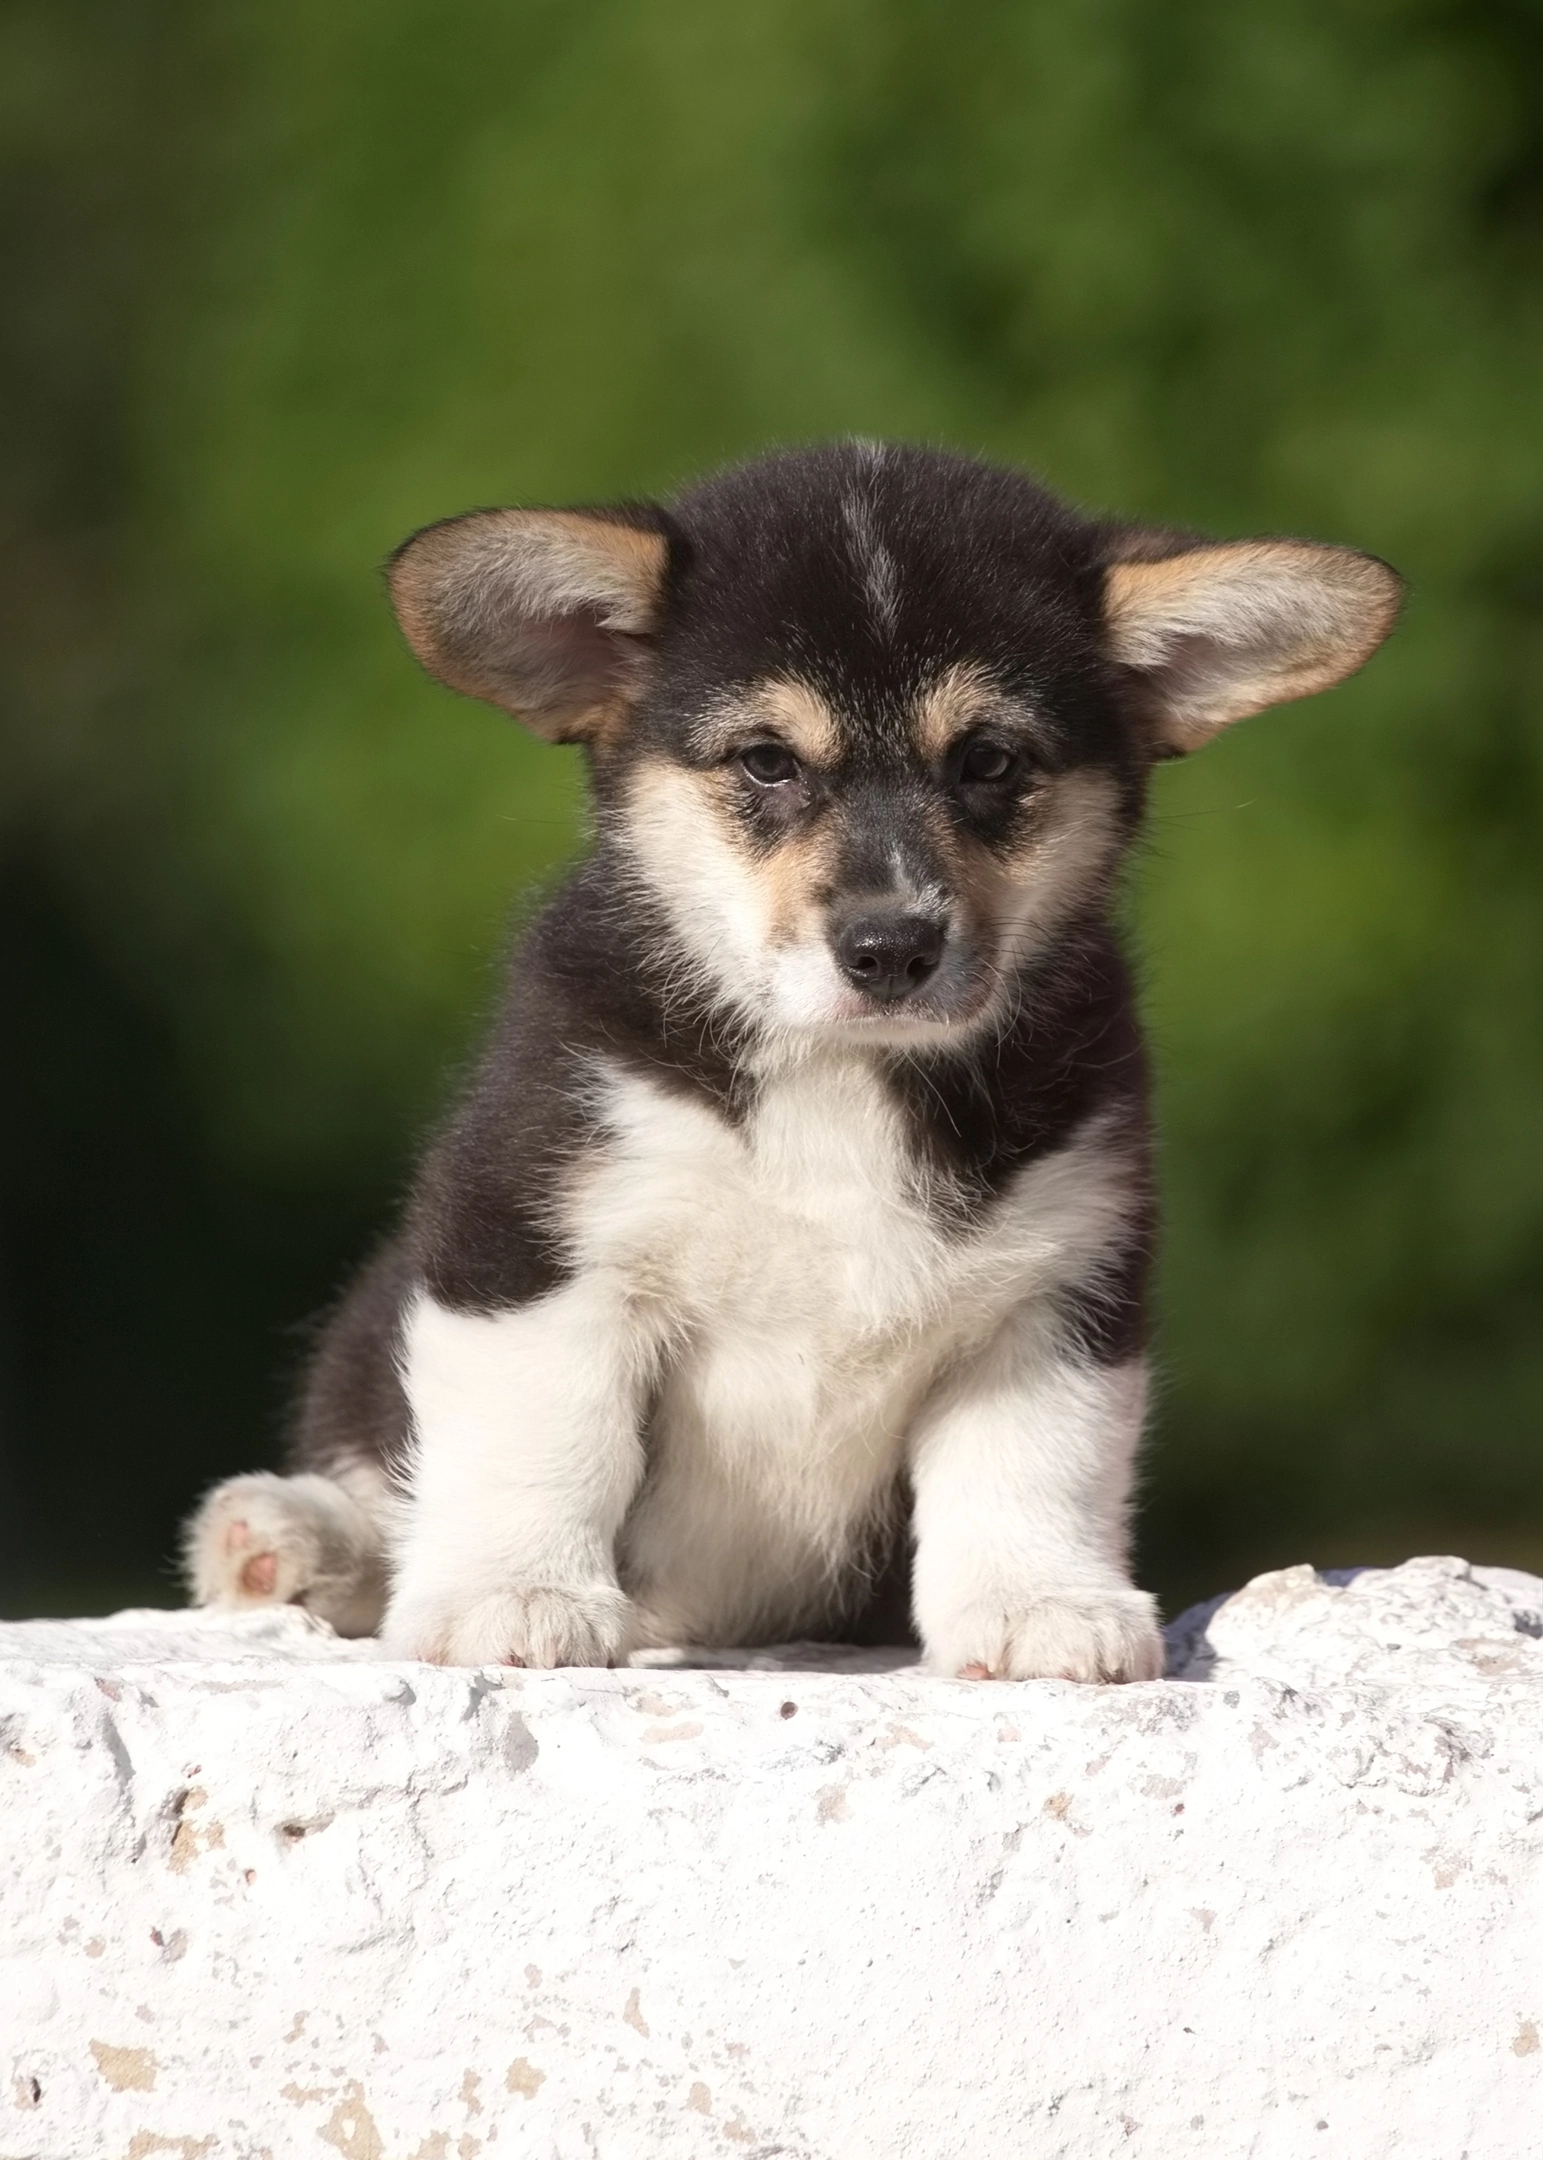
[
  {"xmin": 1104, "ymin": 541, "xmax": 1402, "ymax": 753},
  {"xmin": 388, "ymin": 508, "xmax": 669, "ymax": 741}
]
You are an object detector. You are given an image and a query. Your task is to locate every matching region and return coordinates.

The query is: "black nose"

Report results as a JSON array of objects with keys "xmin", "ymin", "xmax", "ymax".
[{"xmin": 834, "ymin": 911, "xmax": 946, "ymax": 1001}]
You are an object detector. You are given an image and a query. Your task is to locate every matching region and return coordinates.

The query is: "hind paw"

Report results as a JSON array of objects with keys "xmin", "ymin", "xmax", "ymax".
[{"xmin": 182, "ymin": 1472, "xmax": 386, "ymax": 1636}]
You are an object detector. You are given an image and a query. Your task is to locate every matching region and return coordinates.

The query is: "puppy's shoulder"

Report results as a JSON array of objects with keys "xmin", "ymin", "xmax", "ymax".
[{"xmin": 407, "ymin": 857, "xmax": 746, "ymax": 1313}]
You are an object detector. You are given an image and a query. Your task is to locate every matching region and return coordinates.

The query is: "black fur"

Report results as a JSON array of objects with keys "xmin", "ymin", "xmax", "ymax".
[
  {"xmin": 610, "ymin": 444, "xmax": 1148, "ymax": 803},
  {"xmin": 292, "ymin": 446, "xmax": 1165, "ymax": 1487}
]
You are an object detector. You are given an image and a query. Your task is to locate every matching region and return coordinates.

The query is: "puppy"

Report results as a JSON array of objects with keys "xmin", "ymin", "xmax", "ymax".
[{"xmin": 184, "ymin": 443, "xmax": 1400, "ymax": 1679}]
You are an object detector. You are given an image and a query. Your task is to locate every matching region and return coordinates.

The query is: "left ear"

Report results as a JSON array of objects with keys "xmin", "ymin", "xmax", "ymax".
[
  {"xmin": 387, "ymin": 505, "xmax": 672, "ymax": 742},
  {"xmin": 1102, "ymin": 537, "xmax": 1403, "ymax": 753}
]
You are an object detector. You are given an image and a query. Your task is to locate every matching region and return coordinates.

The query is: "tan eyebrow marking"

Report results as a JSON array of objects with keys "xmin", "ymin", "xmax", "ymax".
[
  {"xmin": 912, "ymin": 661, "xmax": 1045, "ymax": 762},
  {"xmin": 689, "ymin": 678, "xmax": 841, "ymax": 766}
]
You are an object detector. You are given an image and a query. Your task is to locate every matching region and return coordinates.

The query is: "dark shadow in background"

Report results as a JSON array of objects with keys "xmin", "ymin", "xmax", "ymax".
[{"xmin": 0, "ymin": 860, "xmax": 402, "ymax": 1614}]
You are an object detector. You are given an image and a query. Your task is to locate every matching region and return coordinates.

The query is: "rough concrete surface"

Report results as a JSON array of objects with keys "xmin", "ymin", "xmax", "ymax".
[{"xmin": 1, "ymin": 1555, "xmax": 1540, "ymax": 2159}]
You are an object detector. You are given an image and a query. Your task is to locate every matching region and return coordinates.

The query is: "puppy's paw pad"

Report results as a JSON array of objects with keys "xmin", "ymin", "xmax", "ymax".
[
  {"xmin": 184, "ymin": 1475, "xmax": 330, "ymax": 1611},
  {"xmin": 938, "ymin": 1586, "xmax": 1163, "ymax": 1685},
  {"xmin": 238, "ymin": 1550, "xmax": 278, "ymax": 1597}
]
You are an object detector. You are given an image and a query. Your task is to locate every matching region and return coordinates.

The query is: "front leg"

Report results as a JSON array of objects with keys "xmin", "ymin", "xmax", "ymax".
[
  {"xmin": 382, "ymin": 1280, "xmax": 653, "ymax": 1667},
  {"xmin": 909, "ymin": 1306, "xmax": 1162, "ymax": 1683}
]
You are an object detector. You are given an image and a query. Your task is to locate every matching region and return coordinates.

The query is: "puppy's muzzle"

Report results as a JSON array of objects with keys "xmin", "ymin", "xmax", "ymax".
[{"xmin": 832, "ymin": 908, "xmax": 947, "ymax": 1004}]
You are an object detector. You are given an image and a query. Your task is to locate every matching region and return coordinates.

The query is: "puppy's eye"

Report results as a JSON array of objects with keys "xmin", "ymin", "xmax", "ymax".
[
  {"xmin": 739, "ymin": 742, "xmax": 800, "ymax": 787},
  {"xmin": 958, "ymin": 739, "xmax": 1017, "ymax": 785}
]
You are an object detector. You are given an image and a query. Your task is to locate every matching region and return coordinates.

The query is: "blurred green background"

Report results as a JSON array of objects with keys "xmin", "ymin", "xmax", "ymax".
[{"xmin": 2, "ymin": 0, "xmax": 1539, "ymax": 1622}]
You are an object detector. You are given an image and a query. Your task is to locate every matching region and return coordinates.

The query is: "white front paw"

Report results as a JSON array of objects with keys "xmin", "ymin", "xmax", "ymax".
[
  {"xmin": 382, "ymin": 1579, "xmax": 632, "ymax": 1668},
  {"xmin": 927, "ymin": 1584, "xmax": 1163, "ymax": 1684}
]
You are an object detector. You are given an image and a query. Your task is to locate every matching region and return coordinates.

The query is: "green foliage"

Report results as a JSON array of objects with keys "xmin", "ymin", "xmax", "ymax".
[{"xmin": 3, "ymin": 0, "xmax": 1538, "ymax": 1609}]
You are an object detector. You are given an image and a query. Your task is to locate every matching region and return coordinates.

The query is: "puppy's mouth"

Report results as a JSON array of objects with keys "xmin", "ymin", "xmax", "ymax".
[{"xmin": 825, "ymin": 972, "xmax": 995, "ymax": 1034}]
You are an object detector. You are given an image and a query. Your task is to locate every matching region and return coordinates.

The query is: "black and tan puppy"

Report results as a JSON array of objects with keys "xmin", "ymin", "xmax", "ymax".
[{"xmin": 185, "ymin": 443, "xmax": 1399, "ymax": 1679}]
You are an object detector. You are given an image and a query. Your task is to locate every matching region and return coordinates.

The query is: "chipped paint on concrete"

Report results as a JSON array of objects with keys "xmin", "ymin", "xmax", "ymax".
[
  {"xmin": 88, "ymin": 2040, "xmax": 157, "ymax": 2092},
  {"xmin": 0, "ymin": 1557, "xmax": 1540, "ymax": 2157}
]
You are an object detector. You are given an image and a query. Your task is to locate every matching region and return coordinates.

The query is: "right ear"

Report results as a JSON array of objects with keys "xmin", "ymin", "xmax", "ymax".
[
  {"xmin": 386, "ymin": 506, "xmax": 672, "ymax": 741},
  {"xmin": 1100, "ymin": 529, "xmax": 1402, "ymax": 754}
]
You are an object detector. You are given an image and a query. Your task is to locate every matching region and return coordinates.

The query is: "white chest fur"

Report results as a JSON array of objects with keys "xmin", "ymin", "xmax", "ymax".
[
  {"xmin": 568, "ymin": 1054, "xmax": 1133, "ymax": 1640},
  {"xmin": 583, "ymin": 1056, "xmax": 951, "ymax": 1352}
]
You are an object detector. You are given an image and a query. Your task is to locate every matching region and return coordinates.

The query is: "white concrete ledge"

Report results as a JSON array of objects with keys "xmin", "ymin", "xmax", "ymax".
[{"xmin": 2, "ymin": 1556, "xmax": 1540, "ymax": 2158}]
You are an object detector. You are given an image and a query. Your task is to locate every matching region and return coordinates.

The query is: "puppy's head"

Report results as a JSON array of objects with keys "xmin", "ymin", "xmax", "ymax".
[{"xmin": 389, "ymin": 444, "xmax": 1400, "ymax": 1044}]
